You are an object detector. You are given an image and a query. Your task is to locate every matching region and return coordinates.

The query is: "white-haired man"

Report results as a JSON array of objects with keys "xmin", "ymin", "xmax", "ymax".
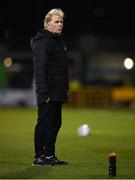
[{"xmin": 31, "ymin": 8, "xmax": 69, "ymax": 166}]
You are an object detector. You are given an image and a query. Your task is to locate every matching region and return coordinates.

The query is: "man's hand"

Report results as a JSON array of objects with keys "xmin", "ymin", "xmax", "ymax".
[{"xmin": 45, "ymin": 97, "xmax": 50, "ymax": 103}]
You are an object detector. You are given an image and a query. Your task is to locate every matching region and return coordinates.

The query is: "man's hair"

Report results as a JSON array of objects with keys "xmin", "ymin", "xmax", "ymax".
[{"xmin": 44, "ymin": 8, "xmax": 64, "ymax": 28}]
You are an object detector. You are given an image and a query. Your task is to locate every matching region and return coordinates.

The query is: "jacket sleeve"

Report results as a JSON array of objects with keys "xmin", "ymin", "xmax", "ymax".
[{"xmin": 32, "ymin": 38, "xmax": 49, "ymax": 99}]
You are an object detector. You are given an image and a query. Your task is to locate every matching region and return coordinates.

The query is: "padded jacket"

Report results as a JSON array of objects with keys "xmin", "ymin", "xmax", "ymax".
[{"xmin": 31, "ymin": 29, "xmax": 69, "ymax": 105}]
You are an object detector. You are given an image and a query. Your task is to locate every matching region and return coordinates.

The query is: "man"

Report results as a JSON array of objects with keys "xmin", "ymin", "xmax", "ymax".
[{"xmin": 31, "ymin": 8, "xmax": 69, "ymax": 166}]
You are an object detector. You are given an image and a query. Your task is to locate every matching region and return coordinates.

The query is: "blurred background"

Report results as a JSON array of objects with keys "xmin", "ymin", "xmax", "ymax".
[{"xmin": 0, "ymin": 0, "xmax": 135, "ymax": 108}]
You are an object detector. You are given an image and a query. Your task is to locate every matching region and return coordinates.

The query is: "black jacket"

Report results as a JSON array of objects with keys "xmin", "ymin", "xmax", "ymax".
[{"xmin": 31, "ymin": 29, "xmax": 69, "ymax": 105}]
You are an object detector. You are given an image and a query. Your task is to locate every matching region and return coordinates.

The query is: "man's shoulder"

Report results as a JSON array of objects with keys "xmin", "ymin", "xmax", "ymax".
[
  {"xmin": 31, "ymin": 30, "xmax": 49, "ymax": 47},
  {"xmin": 33, "ymin": 29, "xmax": 46, "ymax": 40}
]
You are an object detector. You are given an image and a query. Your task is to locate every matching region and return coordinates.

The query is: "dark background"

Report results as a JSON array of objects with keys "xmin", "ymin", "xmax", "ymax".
[
  {"xmin": 1, "ymin": 0, "xmax": 135, "ymax": 37},
  {"xmin": 0, "ymin": 0, "xmax": 135, "ymax": 106},
  {"xmin": 0, "ymin": 0, "xmax": 135, "ymax": 87}
]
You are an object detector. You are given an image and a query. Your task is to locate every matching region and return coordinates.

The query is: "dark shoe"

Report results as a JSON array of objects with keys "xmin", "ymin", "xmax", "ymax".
[
  {"xmin": 32, "ymin": 156, "xmax": 55, "ymax": 167},
  {"xmin": 52, "ymin": 156, "xmax": 68, "ymax": 165}
]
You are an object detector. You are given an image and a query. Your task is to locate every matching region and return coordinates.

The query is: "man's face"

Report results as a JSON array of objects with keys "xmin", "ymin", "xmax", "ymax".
[{"xmin": 47, "ymin": 14, "xmax": 63, "ymax": 35}]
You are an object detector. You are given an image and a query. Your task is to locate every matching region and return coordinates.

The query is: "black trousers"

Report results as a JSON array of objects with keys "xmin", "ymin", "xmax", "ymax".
[{"xmin": 34, "ymin": 102, "xmax": 62, "ymax": 158}]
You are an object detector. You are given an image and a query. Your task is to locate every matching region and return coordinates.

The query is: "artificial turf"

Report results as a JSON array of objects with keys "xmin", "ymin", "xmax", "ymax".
[{"xmin": 0, "ymin": 107, "xmax": 135, "ymax": 179}]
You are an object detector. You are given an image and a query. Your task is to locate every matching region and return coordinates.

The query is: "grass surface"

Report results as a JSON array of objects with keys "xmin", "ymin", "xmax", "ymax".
[{"xmin": 0, "ymin": 107, "xmax": 135, "ymax": 179}]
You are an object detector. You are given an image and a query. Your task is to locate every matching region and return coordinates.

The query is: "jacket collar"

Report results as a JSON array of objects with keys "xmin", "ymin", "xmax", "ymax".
[
  {"xmin": 32, "ymin": 29, "xmax": 64, "ymax": 43},
  {"xmin": 44, "ymin": 29, "xmax": 64, "ymax": 40}
]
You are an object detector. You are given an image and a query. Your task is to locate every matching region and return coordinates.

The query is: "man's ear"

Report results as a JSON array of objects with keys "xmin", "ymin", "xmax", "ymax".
[{"xmin": 46, "ymin": 22, "xmax": 49, "ymax": 27}]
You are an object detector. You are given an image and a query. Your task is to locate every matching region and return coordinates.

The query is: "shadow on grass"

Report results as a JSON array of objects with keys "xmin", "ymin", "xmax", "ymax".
[
  {"xmin": 0, "ymin": 166, "xmax": 53, "ymax": 179},
  {"xmin": 0, "ymin": 161, "xmax": 112, "ymax": 179}
]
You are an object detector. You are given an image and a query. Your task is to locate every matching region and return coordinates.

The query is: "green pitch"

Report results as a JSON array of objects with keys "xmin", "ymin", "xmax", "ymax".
[{"xmin": 0, "ymin": 107, "xmax": 135, "ymax": 179}]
